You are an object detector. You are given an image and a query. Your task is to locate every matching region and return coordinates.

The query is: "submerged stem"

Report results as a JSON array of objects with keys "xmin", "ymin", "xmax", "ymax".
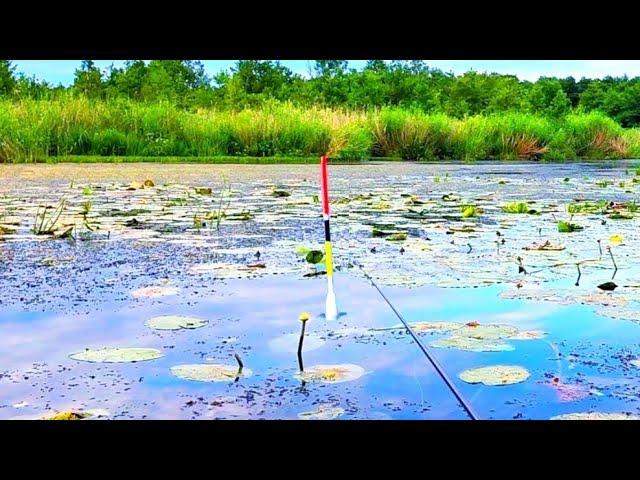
[
  {"xmin": 234, "ymin": 353, "xmax": 243, "ymax": 382},
  {"xmin": 608, "ymin": 247, "xmax": 618, "ymax": 279}
]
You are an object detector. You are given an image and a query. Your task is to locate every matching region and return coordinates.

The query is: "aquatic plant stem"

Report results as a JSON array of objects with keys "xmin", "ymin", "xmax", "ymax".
[
  {"xmin": 297, "ymin": 320, "xmax": 306, "ymax": 372},
  {"xmin": 608, "ymin": 247, "xmax": 618, "ymax": 279},
  {"xmin": 234, "ymin": 353, "xmax": 243, "ymax": 382}
]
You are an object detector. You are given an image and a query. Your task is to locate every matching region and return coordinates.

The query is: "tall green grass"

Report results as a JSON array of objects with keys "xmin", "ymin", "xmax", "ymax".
[{"xmin": 0, "ymin": 96, "xmax": 638, "ymax": 162}]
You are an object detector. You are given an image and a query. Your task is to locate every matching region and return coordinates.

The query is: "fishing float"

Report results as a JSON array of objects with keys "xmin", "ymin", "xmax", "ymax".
[{"xmin": 320, "ymin": 154, "xmax": 338, "ymax": 321}]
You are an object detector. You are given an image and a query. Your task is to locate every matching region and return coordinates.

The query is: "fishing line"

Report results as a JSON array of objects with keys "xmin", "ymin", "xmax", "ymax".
[{"xmin": 354, "ymin": 262, "xmax": 480, "ymax": 421}]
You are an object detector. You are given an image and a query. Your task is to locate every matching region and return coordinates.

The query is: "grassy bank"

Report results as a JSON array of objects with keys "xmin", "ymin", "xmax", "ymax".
[
  {"xmin": 1, "ymin": 98, "xmax": 639, "ymax": 163},
  {"xmin": 41, "ymin": 155, "xmax": 331, "ymax": 164}
]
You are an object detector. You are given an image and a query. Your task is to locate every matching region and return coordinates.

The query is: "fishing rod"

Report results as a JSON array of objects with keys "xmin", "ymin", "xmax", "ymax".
[
  {"xmin": 355, "ymin": 263, "xmax": 480, "ymax": 421},
  {"xmin": 320, "ymin": 155, "xmax": 338, "ymax": 321}
]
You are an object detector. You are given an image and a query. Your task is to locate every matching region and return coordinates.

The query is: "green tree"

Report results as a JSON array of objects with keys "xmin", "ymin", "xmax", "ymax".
[
  {"xmin": 0, "ymin": 60, "xmax": 17, "ymax": 96},
  {"xmin": 313, "ymin": 60, "xmax": 348, "ymax": 78},
  {"xmin": 579, "ymin": 80, "xmax": 607, "ymax": 112},
  {"xmin": 13, "ymin": 74, "xmax": 51, "ymax": 100},
  {"xmin": 105, "ymin": 60, "xmax": 148, "ymax": 100},
  {"xmin": 527, "ymin": 78, "xmax": 568, "ymax": 116},
  {"xmin": 73, "ymin": 60, "xmax": 105, "ymax": 99},
  {"xmin": 548, "ymin": 89, "xmax": 571, "ymax": 118}
]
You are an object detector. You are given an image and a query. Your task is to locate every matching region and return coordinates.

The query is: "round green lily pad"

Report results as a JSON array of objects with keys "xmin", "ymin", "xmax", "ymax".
[
  {"xmin": 430, "ymin": 336, "xmax": 515, "ymax": 352},
  {"xmin": 551, "ymin": 412, "xmax": 640, "ymax": 420},
  {"xmin": 70, "ymin": 347, "xmax": 163, "ymax": 363},
  {"xmin": 171, "ymin": 364, "xmax": 252, "ymax": 382},
  {"xmin": 455, "ymin": 324, "xmax": 519, "ymax": 340},
  {"xmin": 459, "ymin": 365, "xmax": 530, "ymax": 386},
  {"xmin": 298, "ymin": 405, "xmax": 345, "ymax": 420},
  {"xmin": 305, "ymin": 250, "xmax": 324, "ymax": 264},
  {"xmin": 268, "ymin": 333, "xmax": 325, "ymax": 353},
  {"xmin": 294, "ymin": 364, "xmax": 366, "ymax": 384},
  {"xmin": 145, "ymin": 315, "xmax": 208, "ymax": 331}
]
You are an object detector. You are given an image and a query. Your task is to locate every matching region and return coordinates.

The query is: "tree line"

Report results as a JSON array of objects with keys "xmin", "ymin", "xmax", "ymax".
[{"xmin": 1, "ymin": 60, "xmax": 640, "ymax": 127}]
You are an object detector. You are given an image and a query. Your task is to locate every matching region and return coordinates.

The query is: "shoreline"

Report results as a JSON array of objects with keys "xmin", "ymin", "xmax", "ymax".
[{"xmin": 2, "ymin": 155, "xmax": 639, "ymax": 165}]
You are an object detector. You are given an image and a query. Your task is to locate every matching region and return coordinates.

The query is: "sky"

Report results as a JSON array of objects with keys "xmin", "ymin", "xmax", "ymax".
[{"xmin": 11, "ymin": 60, "xmax": 640, "ymax": 86}]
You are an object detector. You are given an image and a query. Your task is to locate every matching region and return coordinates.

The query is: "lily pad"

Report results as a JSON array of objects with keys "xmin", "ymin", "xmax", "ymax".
[
  {"xmin": 145, "ymin": 315, "xmax": 208, "ymax": 331},
  {"xmin": 386, "ymin": 232, "xmax": 408, "ymax": 241},
  {"xmin": 551, "ymin": 412, "xmax": 640, "ymax": 420},
  {"xmin": 131, "ymin": 286, "xmax": 181, "ymax": 298},
  {"xmin": 43, "ymin": 411, "xmax": 90, "ymax": 420},
  {"xmin": 558, "ymin": 221, "xmax": 583, "ymax": 233},
  {"xmin": 410, "ymin": 321, "xmax": 464, "ymax": 333},
  {"xmin": 305, "ymin": 250, "xmax": 324, "ymax": 264},
  {"xmin": 509, "ymin": 330, "xmax": 547, "ymax": 340},
  {"xmin": 454, "ymin": 323, "xmax": 519, "ymax": 340},
  {"xmin": 42, "ymin": 408, "xmax": 110, "ymax": 420},
  {"xmin": 430, "ymin": 336, "xmax": 515, "ymax": 352},
  {"xmin": 459, "ymin": 365, "xmax": 530, "ymax": 386},
  {"xmin": 171, "ymin": 364, "xmax": 252, "ymax": 382},
  {"xmin": 298, "ymin": 405, "xmax": 345, "ymax": 420},
  {"xmin": 70, "ymin": 347, "xmax": 163, "ymax": 363},
  {"xmin": 271, "ymin": 190, "xmax": 291, "ymax": 197},
  {"xmin": 294, "ymin": 364, "xmax": 366, "ymax": 384},
  {"xmin": 523, "ymin": 240, "xmax": 565, "ymax": 251}
]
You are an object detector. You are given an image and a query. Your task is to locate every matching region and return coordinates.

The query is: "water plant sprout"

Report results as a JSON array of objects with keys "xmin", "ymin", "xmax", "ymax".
[{"xmin": 33, "ymin": 197, "xmax": 66, "ymax": 235}]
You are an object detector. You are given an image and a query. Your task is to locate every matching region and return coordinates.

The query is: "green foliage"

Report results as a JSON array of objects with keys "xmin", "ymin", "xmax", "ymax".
[
  {"xmin": 567, "ymin": 200, "xmax": 608, "ymax": 214},
  {"xmin": 305, "ymin": 250, "xmax": 324, "ymax": 264},
  {"xmin": 557, "ymin": 220, "xmax": 583, "ymax": 233},
  {"xmin": 0, "ymin": 95, "xmax": 639, "ymax": 162},
  {"xmin": 501, "ymin": 202, "xmax": 537, "ymax": 214},
  {"xmin": 0, "ymin": 61, "xmax": 17, "ymax": 96},
  {"xmin": 0, "ymin": 60, "xmax": 640, "ymax": 132},
  {"xmin": 460, "ymin": 205, "xmax": 480, "ymax": 218}
]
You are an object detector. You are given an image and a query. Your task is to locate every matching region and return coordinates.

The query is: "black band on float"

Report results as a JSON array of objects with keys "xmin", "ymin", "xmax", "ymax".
[{"xmin": 323, "ymin": 219, "xmax": 331, "ymax": 241}]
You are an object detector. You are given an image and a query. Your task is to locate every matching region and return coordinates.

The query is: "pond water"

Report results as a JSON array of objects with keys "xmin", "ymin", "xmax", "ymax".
[{"xmin": 1, "ymin": 161, "xmax": 640, "ymax": 420}]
